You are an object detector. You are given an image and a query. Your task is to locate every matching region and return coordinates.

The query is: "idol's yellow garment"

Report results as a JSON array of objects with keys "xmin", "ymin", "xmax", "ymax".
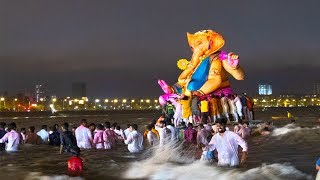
[
  {"xmin": 200, "ymin": 100, "xmax": 209, "ymax": 113},
  {"xmin": 180, "ymin": 99, "xmax": 192, "ymax": 119}
]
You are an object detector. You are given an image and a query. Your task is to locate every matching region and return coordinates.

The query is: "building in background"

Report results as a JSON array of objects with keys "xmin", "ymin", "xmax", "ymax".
[
  {"xmin": 258, "ymin": 84, "xmax": 272, "ymax": 95},
  {"xmin": 35, "ymin": 84, "xmax": 46, "ymax": 102},
  {"xmin": 313, "ymin": 83, "xmax": 320, "ymax": 95},
  {"xmin": 72, "ymin": 82, "xmax": 87, "ymax": 98}
]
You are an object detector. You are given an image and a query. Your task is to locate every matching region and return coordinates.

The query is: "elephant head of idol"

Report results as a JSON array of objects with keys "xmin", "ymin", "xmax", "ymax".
[{"xmin": 187, "ymin": 30, "xmax": 225, "ymax": 60}]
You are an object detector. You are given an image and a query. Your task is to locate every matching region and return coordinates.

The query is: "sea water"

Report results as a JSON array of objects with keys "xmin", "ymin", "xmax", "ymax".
[{"xmin": 0, "ymin": 107, "xmax": 319, "ymax": 179}]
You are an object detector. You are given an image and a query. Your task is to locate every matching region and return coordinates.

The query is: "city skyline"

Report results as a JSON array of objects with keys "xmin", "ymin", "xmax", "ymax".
[{"xmin": 1, "ymin": 1, "xmax": 320, "ymax": 97}]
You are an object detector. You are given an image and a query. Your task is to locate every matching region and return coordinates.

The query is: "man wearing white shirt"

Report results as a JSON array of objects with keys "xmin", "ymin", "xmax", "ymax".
[
  {"xmin": 123, "ymin": 124, "xmax": 131, "ymax": 139},
  {"xmin": 75, "ymin": 119, "xmax": 93, "ymax": 149},
  {"xmin": 124, "ymin": 124, "xmax": 143, "ymax": 153},
  {"xmin": 37, "ymin": 125, "xmax": 49, "ymax": 144},
  {"xmin": 155, "ymin": 121, "xmax": 171, "ymax": 147},
  {"xmin": 0, "ymin": 122, "xmax": 20, "ymax": 152},
  {"xmin": 207, "ymin": 120, "xmax": 248, "ymax": 167},
  {"xmin": 166, "ymin": 123, "xmax": 177, "ymax": 141}
]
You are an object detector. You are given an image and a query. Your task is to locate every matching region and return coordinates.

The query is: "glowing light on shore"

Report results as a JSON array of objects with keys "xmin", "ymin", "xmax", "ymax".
[{"xmin": 79, "ymin": 100, "xmax": 84, "ymax": 105}]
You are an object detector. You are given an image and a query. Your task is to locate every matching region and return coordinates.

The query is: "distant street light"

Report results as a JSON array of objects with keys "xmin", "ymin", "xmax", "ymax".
[
  {"xmin": 140, "ymin": 99, "xmax": 143, "ymax": 109},
  {"xmin": 113, "ymin": 99, "xmax": 118, "ymax": 109},
  {"xmin": 131, "ymin": 99, "xmax": 135, "ymax": 110},
  {"xmin": 63, "ymin": 99, "xmax": 67, "ymax": 110},
  {"xmin": 0, "ymin": 97, "xmax": 5, "ymax": 108},
  {"xmin": 95, "ymin": 99, "xmax": 100, "ymax": 109}
]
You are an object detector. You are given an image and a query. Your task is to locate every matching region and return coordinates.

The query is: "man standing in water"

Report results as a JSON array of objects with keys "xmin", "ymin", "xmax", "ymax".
[
  {"xmin": 37, "ymin": 125, "xmax": 49, "ymax": 144},
  {"xmin": 0, "ymin": 122, "xmax": 7, "ymax": 151},
  {"xmin": 75, "ymin": 119, "xmax": 93, "ymax": 149},
  {"xmin": 155, "ymin": 120, "xmax": 171, "ymax": 147},
  {"xmin": 207, "ymin": 119, "xmax": 248, "ymax": 167},
  {"xmin": 124, "ymin": 124, "xmax": 143, "ymax": 153},
  {"xmin": 0, "ymin": 122, "xmax": 20, "ymax": 152},
  {"xmin": 60, "ymin": 123, "xmax": 78, "ymax": 154}
]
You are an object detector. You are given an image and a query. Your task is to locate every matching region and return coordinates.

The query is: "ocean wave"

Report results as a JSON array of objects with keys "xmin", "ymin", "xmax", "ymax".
[
  {"xmin": 24, "ymin": 172, "xmax": 84, "ymax": 180},
  {"xmin": 124, "ymin": 161, "xmax": 311, "ymax": 180},
  {"xmin": 124, "ymin": 141, "xmax": 312, "ymax": 180},
  {"xmin": 271, "ymin": 124, "xmax": 319, "ymax": 136}
]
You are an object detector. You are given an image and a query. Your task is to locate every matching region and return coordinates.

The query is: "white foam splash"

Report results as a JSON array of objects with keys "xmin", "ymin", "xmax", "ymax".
[
  {"xmin": 271, "ymin": 124, "xmax": 319, "ymax": 136},
  {"xmin": 271, "ymin": 124, "xmax": 302, "ymax": 136},
  {"xmin": 125, "ymin": 160, "xmax": 311, "ymax": 180},
  {"xmin": 124, "ymin": 140, "xmax": 312, "ymax": 180},
  {"xmin": 24, "ymin": 172, "xmax": 84, "ymax": 180}
]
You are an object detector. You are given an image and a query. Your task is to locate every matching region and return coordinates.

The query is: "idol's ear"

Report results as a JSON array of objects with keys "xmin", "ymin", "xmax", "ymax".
[{"xmin": 187, "ymin": 32, "xmax": 193, "ymax": 46}]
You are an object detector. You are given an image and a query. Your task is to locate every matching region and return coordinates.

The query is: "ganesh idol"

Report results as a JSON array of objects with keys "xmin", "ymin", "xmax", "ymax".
[{"xmin": 158, "ymin": 29, "xmax": 245, "ymax": 104}]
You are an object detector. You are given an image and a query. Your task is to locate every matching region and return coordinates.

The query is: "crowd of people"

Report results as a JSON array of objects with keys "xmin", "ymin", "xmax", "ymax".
[
  {"xmin": 0, "ymin": 119, "xmax": 144, "ymax": 172},
  {"xmin": 145, "ymin": 117, "xmax": 249, "ymax": 167},
  {"xmin": 163, "ymin": 93, "xmax": 254, "ymax": 128},
  {"xmin": 0, "ymin": 113, "xmax": 318, "ymax": 177},
  {"xmin": 0, "ymin": 115, "xmax": 250, "ymax": 171}
]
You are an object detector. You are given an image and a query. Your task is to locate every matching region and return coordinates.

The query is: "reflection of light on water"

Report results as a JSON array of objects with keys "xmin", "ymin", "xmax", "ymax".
[{"xmin": 137, "ymin": 118, "xmax": 148, "ymax": 120}]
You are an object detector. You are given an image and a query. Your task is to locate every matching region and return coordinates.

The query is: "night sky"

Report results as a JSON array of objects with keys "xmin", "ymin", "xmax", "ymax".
[{"xmin": 1, "ymin": 1, "xmax": 320, "ymax": 98}]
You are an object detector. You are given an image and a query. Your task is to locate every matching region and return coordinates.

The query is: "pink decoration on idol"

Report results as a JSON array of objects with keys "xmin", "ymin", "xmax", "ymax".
[
  {"xmin": 219, "ymin": 51, "xmax": 228, "ymax": 60},
  {"xmin": 219, "ymin": 51, "xmax": 239, "ymax": 68},
  {"xmin": 158, "ymin": 94, "xmax": 181, "ymax": 106},
  {"xmin": 158, "ymin": 79, "xmax": 182, "ymax": 106},
  {"xmin": 158, "ymin": 79, "xmax": 174, "ymax": 94}
]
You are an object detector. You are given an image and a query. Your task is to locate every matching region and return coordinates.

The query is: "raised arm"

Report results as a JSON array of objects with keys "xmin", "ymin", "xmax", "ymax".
[{"xmin": 221, "ymin": 53, "xmax": 245, "ymax": 80}]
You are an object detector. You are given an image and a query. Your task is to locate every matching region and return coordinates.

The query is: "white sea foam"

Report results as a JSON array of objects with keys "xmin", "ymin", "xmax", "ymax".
[
  {"xmin": 125, "ymin": 160, "xmax": 311, "ymax": 180},
  {"xmin": 124, "ymin": 140, "xmax": 312, "ymax": 180},
  {"xmin": 271, "ymin": 124, "xmax": 319, "ymax": 136},
  {"xmin": 24, "ymin": 172, "xmax": 84, "ymax": 180}
]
